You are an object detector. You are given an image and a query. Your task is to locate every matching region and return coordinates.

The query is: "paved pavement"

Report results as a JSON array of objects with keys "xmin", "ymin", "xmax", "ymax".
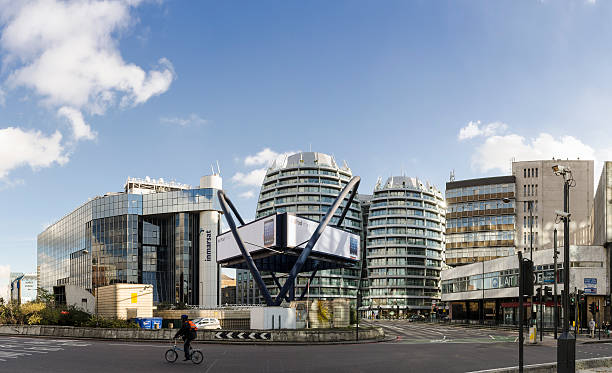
[{"xmin": 1, "ymin": 322, "xmax": 612, "ymax": 372}]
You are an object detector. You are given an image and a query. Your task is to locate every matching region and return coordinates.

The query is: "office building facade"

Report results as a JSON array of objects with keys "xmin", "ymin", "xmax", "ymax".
[
  {"xmin": 37, "ymin": 175, "xmax": 223, "ymax": 307},
  {"xmin": 237, "ymin": 152, "xmax": 363, "ymax": 304},
  {"xmin": 445, "ymin": 176, "xmax": 516, "ymax": 265},
  {"xmin": 363, "ymin": 176, "xmax": 445, "ymax": 317},
  {"xmin": 512, "ymin": 160, "xmax": 594, "ymax": 255}
]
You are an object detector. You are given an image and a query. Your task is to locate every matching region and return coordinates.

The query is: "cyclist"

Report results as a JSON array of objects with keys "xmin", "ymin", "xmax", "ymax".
[{"xmin": 173, "ymin": 314, "xmax": 198, "ymax": 361}]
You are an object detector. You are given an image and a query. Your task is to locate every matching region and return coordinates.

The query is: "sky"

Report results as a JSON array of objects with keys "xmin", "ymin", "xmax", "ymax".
[{"xmin": 1, "ymin": 0, "xmax": 612, "ymax": 279}]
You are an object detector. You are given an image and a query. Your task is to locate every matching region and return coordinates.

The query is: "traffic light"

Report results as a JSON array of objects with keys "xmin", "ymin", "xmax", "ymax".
[
  {"xmin": 544, "ymin": 286, "xmax": 552, "ymax": 301},
  {"xmin": 570, "ymin": 292, "xmax": 576, "ymax": 306},
  {"xmin": 589, "ymin": 302, "xmax": 596, "ymax": 315},
  {"xmin": 596, "ymin": 303, "xmax": 600, "ymax": 313},
  {"xmin": 520, "ymin": 259, "xmax": 534, "ymax": 296},
  {"xmin": 535, "ymin": 287, "xmax": 542, "ymax": 303},
  {"xmin": 578, "ymin": 290, "xmax": 585, "ymax": 304}
]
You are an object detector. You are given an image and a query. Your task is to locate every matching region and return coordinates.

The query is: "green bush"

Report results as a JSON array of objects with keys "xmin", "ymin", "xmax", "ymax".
[{"xmin": 84, "ymin": 315, "xmax": 138, "ymax": 328}]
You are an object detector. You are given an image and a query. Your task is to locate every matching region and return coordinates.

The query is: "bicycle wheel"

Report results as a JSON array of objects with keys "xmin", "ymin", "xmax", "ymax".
[
  {"xmin": 190, "ymin": 350, "xmax": 204, "ymax": 365},
  {"xmin": 165, "ymin": 349, "xmax": 178, "ymax": 363}
]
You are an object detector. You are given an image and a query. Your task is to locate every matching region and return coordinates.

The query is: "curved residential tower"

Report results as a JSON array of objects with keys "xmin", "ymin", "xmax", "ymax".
[
  {"xmin": 236, "ymin": 152, "xmax": 363, "ymax": 304},
  {"xmin": 364, "ymin": 176, "xmax": 445, "ymax": 318}
]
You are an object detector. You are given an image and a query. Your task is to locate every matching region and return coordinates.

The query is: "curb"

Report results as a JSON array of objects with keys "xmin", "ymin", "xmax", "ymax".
[
  {"xmin": 1, "ymin": 333, "xmax": 386, "ymax": 345},
  {"xmin": 467, "ymin": 356, "xmax": 612, "ymax": 373}
]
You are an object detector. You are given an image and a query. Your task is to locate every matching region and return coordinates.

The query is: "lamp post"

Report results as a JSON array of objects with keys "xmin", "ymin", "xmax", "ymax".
[
  {"xmin": 553, "ymin": 164, "xmax": 576, "ymax": 373},
  {"xmin": 553, "ymin": 228, "xmax": 559, "ymax": 339}
]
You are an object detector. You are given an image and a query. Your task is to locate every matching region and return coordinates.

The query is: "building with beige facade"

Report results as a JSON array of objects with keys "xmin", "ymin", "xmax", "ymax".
[{"xmin": 512, "ymin": 160, "xmax": 594, "ymax": 257}]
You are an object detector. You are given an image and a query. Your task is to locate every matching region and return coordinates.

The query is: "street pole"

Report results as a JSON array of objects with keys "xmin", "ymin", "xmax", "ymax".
[
  {"xmin": 482, "ymin": 260, "xmax": 485, "ymax": 325},
  {"xmin": 518, "ymin": 251, "xmax": 524, "ymax": 373},
  {"xmin": 557, "ymin": 175, "xmax": 576, "ymax": 373},
  {"xmin": 554, "ymin": 228, "xmax": 558, "ymax": 339},
  {"xmin": 540, "ymin": 282, "xmax": 543, "ymax": 342},
  {"xmin": 529, "ymin": 201, "xmax": 534, "ymax": 329}
]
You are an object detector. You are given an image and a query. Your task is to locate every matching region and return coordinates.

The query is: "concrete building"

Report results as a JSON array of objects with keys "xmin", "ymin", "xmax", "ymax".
[
  {"xmin": 10, "ymin": 273, "xmax": 37, "ymax": 304},
  {"xmin": 512, "ymin": 160, "xmax": 594, "ymax": 255},
  {"xmin": 237, "ymin": 152, "xmax": 363, "ymax": 305},
  {"xmin": 593, "ymin": 161, "xmax": 612, "ymax": 303},
  {"xmin": 37, "ymin": 175, "xmax": 223, "ymax": 307},
  {"xmin": 445, "ymin": 176, "xmax": 516, "ymax": 265},
  {"xmin": 441, "ymin": 245, "xmax": 607, "ymax": 328},
  {"xmin": 363, "ymin": 176, "xmax": 445, "ymax": 318}
]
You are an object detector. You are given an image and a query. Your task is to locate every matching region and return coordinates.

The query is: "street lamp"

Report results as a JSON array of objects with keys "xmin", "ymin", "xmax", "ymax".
[{"xmin": 552, "ymin": 164, "xmax": 576, "ymax": 373}]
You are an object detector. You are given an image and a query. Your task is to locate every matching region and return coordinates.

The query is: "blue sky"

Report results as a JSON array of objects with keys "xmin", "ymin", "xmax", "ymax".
[{"xmin": 1, "ymin": 0, "xmax": 612, "ymax": 286}]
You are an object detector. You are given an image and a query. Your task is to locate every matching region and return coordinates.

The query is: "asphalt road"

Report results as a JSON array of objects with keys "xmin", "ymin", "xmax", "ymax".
[{"xmin": 2, "ymin": 321, "xmax": 612, "ymax": 373}]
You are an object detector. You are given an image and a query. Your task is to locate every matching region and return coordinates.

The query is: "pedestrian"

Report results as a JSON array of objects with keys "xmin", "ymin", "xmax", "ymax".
[
  {"xmin": 173, "ymin": 315, "xmax": 198, "ymax": 361},
  {"xmin": 589, "ymin": 318, "xmax": 596, "ymax": 338}
]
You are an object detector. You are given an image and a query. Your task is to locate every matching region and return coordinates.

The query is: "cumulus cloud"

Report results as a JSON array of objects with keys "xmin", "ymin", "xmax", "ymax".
[
  {"xmin": 0, "ymin": 127, "xmax": 67, "ymax": 178},
  {"xmin": 459, "ymin": 121, "xmax": 609, "ymax": 174},
  {"xmin": 232, "ymin": 169, "xmax": 268, "ymax": 187},
  {"xmin": 160, "ymin": 114, "xmax": 208, "ymax": 127},
  {"xmin": 232, "ymin": 148, "xmax": 299, "ymax": 189},
  {"xmin": 0, "ymin": 0, "xmax": 173, "ymax": 180},
  {"xmin": 458, "ymin": 120, "xmax": 507, "ymax": 140},
  {"xmin": 0, "ymin": 0, "xmax": 174, "ymax": 114},
  {"xmin": 58, "ymin": 106, "xmax": 96, "ymax": 141},
  {"xmin": 244, "ymin": 148, "xmax": 295, "ymax": 167},
  {"xmin": 0, "ymin": 264, "xmax": 9, "ymax": 302},
  {"xmin": 238, "ymin": 190, "xmax": 256, "ymax": 199}
]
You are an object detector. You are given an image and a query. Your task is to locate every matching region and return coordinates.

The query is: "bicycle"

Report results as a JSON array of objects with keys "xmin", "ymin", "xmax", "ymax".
[{"xmin": 165, "ymin": 338, "xmax": 204, "ymax": 364}]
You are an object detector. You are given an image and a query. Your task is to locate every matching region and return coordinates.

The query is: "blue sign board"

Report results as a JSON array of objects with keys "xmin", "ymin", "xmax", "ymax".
[
  {"xmin": 584, "ymin": 278, "xmax": 597, "ymax": 285},
  {"xmin": 584, "ymin": 287, "xmax": 597, "ymax": 295}
]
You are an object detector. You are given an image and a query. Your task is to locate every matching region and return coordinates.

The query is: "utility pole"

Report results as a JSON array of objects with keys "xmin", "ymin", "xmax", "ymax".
[
  {"xmin": 540, "ymin": 282, "xmax": 543, "ymax": 342},
  {"xmin": 528, "ymin": 201, "xmax": 534, "ymax": 329},
  {"xmin": 518, "ymin": 251, "xmax": 525, "ymax": 373},
  {"xmin": 555, "ymin": 164, "xmax": 575, "ymax": 373},
  {"xmin": 554, "ymin": 228, "xmax": 558, "ymax": 339}
]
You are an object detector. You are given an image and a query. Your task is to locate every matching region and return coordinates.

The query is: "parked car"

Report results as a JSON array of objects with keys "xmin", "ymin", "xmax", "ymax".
[
  {"xmin": 408, "ymin": 314, "xmax": 426, "ymax": 322},
  {"xmin": 193, "ymin": 317, "xmax": 222, "ymax": 330}
]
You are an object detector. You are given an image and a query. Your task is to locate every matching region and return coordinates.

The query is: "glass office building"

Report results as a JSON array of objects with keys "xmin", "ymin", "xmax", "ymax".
[
  {"xmin": 363, "ymin": 176, "xmax": 445, "ymax": 317},
  {"xmin": 445, "ymin": 176, "xmax": 516, "ymax": 266},
  {"xmin": 236, "ymin": 152, "xmax": 363, "ymax": 304},
  {"xmin": 37, "ymin": 176, "xmax": 223, "ymax": 306}
]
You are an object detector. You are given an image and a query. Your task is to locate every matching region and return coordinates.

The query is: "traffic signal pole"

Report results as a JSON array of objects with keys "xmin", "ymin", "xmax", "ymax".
[
  {"xmin": 553, "ymin": 228, "xmax": 558, "ymax": 340},
  {"xmin": 540, "ymin": 282, "xmax": 543, "ymax": 342},
  {"xmin": 518, "ymin": 251, "xmax": 524, "ymax": 373}
]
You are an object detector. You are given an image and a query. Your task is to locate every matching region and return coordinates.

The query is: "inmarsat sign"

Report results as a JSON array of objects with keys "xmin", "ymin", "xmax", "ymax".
[{"xmin": 216, "ymin": 213, "xmax": 360, "ymax": 269}]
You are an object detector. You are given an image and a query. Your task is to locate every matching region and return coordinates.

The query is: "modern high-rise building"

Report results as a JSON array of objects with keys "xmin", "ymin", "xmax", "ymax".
[
  {"xmin": 363, "ymin": 176, "xmax": 445, "ymax": 317},
  {"xmin": 236, "ymin": 152, "xmax": 363, "ymax": 304},
  {"xmin": 37, "ymin": 175, "xmax": 223, "ymax": 307},
  {"xmin": 512, "ymin": 160, "xmax": 594, "ymax": 255},
  {"xmin": 445, "ymin": 176, "xmax": 516, "ymax": 265}
]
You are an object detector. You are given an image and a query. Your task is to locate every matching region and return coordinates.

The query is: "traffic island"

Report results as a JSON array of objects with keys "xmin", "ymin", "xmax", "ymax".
[{"xmin": 0, "ymin": 324, "xmax": 385, "ymax": 344}]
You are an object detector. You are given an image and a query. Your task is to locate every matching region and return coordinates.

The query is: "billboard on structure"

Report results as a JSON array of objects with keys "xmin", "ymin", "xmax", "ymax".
[{"xmin": 216, "ymin": 213, "xmax": 360, "ymax": 271}]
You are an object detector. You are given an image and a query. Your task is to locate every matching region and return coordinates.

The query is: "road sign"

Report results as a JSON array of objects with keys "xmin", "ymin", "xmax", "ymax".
[
  {"xmin": 584, "ymin": 287, "xmax": 597, "ymax": 294},
  {"xmin": 584, "ymin": 278, "xmax": 597, "ymax": 285}
]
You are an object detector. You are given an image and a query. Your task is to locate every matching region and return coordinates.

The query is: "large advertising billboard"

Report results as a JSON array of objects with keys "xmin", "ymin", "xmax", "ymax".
[
  {"xmin": 285, "ymin": 214, "xmax": 360, "ymax": 261},
  {"xmin": 217, "ymin": 216, "xmax": 277, "ymax": 262},
  {"xmin": 217, "ymin": 213, "xmax": 360, "ymax": 264}
]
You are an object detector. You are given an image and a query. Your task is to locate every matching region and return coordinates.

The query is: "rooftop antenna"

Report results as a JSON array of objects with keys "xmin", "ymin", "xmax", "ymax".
[
  {"xmin": 211, "ymin": 164, "xmax": 215, "ymax": 175},
  {"xmin": 309, "ymin": 143, "xmax": 312, "ymax": 152},
  {"xmin": 450, "ymin": 169, "xmax": 455, "ymax": 182},
  {"xmin": 216, "ymin": 160, "xmax": 221, "ymax": 175}
]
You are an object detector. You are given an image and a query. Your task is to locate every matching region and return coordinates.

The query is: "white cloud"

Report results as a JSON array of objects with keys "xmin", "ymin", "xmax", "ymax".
[
  {"xmin": 458, "ymin": 120, "xmax": 507, "ymax": 140},
  {"xmin": 58, "ymin": 106, "xmax": 96, "ymax": 141},
  {"xmin": 0, "ymin": 264, "xmax": 9, "ymax": 302},
  {"xmin": 0, "ymin": 0, "xmax": 174, "ymax": 114},
  {"xmin": 0, "ymin": 127, "xmax": 68, "ymax": 178},
  {"xmin": 232, "ymin": 168, "xmax": 267, "ymax": 187},
  {"xmin": 459, "ymin": 121, "xmax": 608, "ymax": 174},
  {"xmin": 244, "ymin": 148, "xmax": 297, "ymax": 167},
  {"xmin": 160, "ymin": 113, "xmax": 207, "ymax": 127},
  {"xmin": 238, "ymin": 190, "xmax": 256, "ymax": 199},
  {"xmin": 0, "ymin": 0, "xmax": 172, "ymax": 180}
]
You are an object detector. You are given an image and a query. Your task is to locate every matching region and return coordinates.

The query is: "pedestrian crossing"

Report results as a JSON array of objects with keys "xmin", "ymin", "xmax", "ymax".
[
  {"xmin": 0, "ymin": 337, "xmax": 90, "ymax": 363},
  {"xmin": 364, "ymin": 320, "xmax": 517, "ymax": 344}
]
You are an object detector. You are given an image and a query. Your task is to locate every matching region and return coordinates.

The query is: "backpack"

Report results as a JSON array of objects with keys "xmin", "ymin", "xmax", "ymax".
[{"xmin": 187, "ymin": 320, "xmax": 198, "ymax": 331}]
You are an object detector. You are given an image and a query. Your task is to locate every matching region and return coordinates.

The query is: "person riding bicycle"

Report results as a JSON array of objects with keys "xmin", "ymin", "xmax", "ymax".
[{"xmin": 174, "ymin": 315, "xmax": 197, "ymax": 361}]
